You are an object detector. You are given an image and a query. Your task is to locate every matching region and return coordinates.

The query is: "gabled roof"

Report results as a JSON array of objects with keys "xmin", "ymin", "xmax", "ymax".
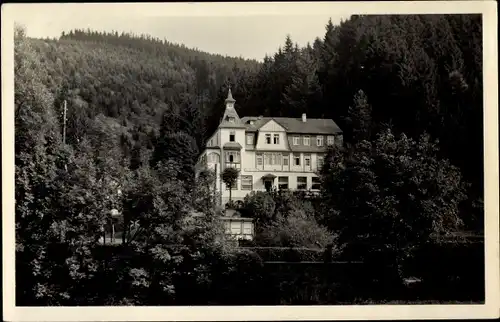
[{"xmin": 240, "ymin": 116, "xmax": 342, "ymax": 134}]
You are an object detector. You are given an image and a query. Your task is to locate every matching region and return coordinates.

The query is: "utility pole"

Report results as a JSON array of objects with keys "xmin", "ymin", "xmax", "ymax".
[
  {"xmin": 214, "ymin": 164, "xmax": 218, "ymax": 206},
  {"xmin": 62, "ymin": 100, "xmax": 68, "ymax": 172},
  {"xmin": 62, "ymin": 100, "xmax": 67, "ymax": 145}
]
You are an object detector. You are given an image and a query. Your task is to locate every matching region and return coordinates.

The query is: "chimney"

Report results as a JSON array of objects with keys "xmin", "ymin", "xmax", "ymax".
[{"xmin": 302, "ymin": 113, "xmax": 307, "ymax": 122}]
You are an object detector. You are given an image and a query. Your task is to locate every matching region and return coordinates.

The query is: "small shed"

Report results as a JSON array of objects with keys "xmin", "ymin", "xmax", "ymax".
[{"xmin": 221, "ymin": 208, "xmax": 255, "ymax": 240}]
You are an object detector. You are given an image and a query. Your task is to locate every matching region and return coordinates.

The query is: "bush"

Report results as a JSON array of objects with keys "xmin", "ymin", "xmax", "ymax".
[
  {"xmin": 241, "ymin": 247, "xmax": 326, "ymax": 262},
  {"xmin": 241, "ymin": 191, "xmax": 276, "ymax": 226},
  {"xmin": 255, "ymin": 209, "xmax": 335, "ymax": 249}
]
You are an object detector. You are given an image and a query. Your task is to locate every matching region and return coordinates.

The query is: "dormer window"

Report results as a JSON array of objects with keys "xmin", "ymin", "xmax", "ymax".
[
  {"xmin": 246, "ymin": 134, "xmax": 254, "ymax": 145},
  {"xmin": 229, "ymin": 131, "xmax": 235, "ymax": 142},
  {"xmin": 303, "ymin": 135, "xmax": 310, "ymax": 146},
  {"xmin": 273, "ymin": 134, "xmax": 280, "ymax": 144},
  {"xmin": 265, "ymin": 134, "xmax": 271, "ymax": 144},
  {"xmin": 249, "ymin": 120, "xmax": 255, "ymax": 125},
  {"xmin": 227, "ymin": 116, "xmax": 235, "ymax": 123}
]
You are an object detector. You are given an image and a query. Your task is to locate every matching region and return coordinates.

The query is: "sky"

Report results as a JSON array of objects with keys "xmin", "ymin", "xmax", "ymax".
[{"xmin": 11, "ymin": 3, "xmax": 351, "ymax": 61}]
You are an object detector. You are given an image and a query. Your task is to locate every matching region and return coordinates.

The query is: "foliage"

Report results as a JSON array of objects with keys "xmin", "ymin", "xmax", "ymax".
[
  {"xmin": 255, "ymin": 211, "xmax": 335, "ymax": 250},
  {"xmin": 320, "ymin": 128, "xmax": 468, "ymax": 276},
  {"xmin": 344, "ymin": 89, "xmax": 373, "ymax": 142},
  {"xmin": 242, "ymin": 190, "xmax": 334, "ymax": 251},
  {"xmin": 239, "ymin": 246, "xmax": 327, "ymax": 262},
  {"xmin": 220, "ymin": 167, "xmax": 240, "ymax": 203},
  {"xmin": 14, "ymin": 14, "xmax": 484, "ymax": 305},
  {"xmin": 241, "ymin": 191, "xmax": 276, "ymax": 227}
]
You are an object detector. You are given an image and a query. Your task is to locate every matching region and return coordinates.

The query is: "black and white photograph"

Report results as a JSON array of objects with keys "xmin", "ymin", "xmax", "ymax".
[{"xmin": 2, "ymin": 1, "xmax": 499, "ymax": 321}]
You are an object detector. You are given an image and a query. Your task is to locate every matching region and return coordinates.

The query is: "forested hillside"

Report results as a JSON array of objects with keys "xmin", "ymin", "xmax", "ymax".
[
  {"xmin": 15, "ymin": 13, "xmax": 484, "ymax": 306},
  {"xmin": 28, "ymin": 29, "xmax": 260, "ymax": 165}
]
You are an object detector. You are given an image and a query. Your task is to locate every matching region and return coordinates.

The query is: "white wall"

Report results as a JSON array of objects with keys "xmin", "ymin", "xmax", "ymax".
[
  {"xmin": 220, "ymin": 128, "xmax": 246, "ymax": 146},
  {"xmin": 255, "ymin": 120, "xmax": 289, "ymax": 151},
  {"xmin": 242, "ymin": 150, "xmax": 255, "ymax": 170}
]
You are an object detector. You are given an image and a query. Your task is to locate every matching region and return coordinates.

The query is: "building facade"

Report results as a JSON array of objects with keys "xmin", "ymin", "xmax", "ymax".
[{"xmin": 195, "ymin": 89, "xmax": 343, "ymax": 206}]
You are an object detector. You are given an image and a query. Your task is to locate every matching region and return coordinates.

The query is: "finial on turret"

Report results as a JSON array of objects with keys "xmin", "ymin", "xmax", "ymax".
[{"xmin": 225, "ymin": 86, "xmax": 235, "ymax": 103}]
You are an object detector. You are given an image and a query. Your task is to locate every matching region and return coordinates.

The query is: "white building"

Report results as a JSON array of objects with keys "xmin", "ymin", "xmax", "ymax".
[{"xmin": 196, "ymin": 89, "xmax": 343, "ymax": 206}]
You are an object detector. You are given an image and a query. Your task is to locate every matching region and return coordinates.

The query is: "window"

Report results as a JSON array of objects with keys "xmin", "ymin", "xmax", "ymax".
[
  {"xmin": 243, "ymin": 222, "xmax": 253, "ymax": 235},
  {"xmin": 273, "ymin": 134, "xmax": 280, "ymax": 144},
  {"xmin": 265, "ymin": 134, "xmax": 271, "ymax": 144},
  {"xmin": 229, "ymin": 131, "xmax": 235, "ymax": 142},
  {"xmin": 260, "ymin": 153, "xmax": 284, "ymax": 166},
  {"xmin": 228, "ymin": 117, "xmax": 235, "ymax": 123},
  {"xmin": 304, "ymin": 154, "xmax": 311, "ymax": 167},
  {"xmin": 226, "ymin": 179, "xmax": 238, "ymax": 190},
  {"xmin": 317, "ymin": 155, "xmax": 324, "ymax": 169},
  {"xmin": 294, "ymin": 154, "xmax": 301, "ymax": 166},
  {"xmin": 270, "ymin": 153, "xmax": 281, "ymax": 165},
  {"xmin": 312, "ymin": 177, "xmax": 321, "ymax": 190},
  {"xmin": 297, "ymin": 177, "xmax": 307, "ymax": 190},
  {"xmin": 327, "ymin": 135, "xmax": 335, "ymax": 145},
  {"xmin": 317, "ymin": 136, "xmax": 324, "ymax": 146},
  {"xmin": 264, "ymin": 153, "xmax": 272, "ymax": 165},
  {"xmin": 278, "ymin": 176, "xmax": 289, "ymax": 190},
  {"xmin": 241, "ymin": 175, "xmax": 253, "ymax": 190},
  {"xmin": 256, "ymin": 153, "xmax": 263, "ymax": 166},
  {"xmin": 230, "ymin": 221, "xmax": 241, "ymax": 234},
  {"xmin": 246, "ymin": 134, "xmax": 253, "ymax": 145},
  {"xmin": 303, "ymin": 136, "xmax": 310, "ymax": 146},
  {"xmin": 225, "ymin": 151, "xmax": 240, "ymax": 163},
  {"xmin": 283, "ymin": 154, "xmax": 289, "ymax": 166},
  {"xmin": 224, "ymin": 221, "xmax": 231, "ymax": 234},
  {"xmin": 293, "ymin": 136, "xmax": 300, "ymax": 145},
  {"xmin": 208, "ymin": 152, "xmax": 220, "ymax": 163}
]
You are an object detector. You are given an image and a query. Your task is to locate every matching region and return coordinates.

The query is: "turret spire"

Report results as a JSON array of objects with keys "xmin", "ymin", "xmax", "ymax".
[{"xmin": 225, "ymin": 86, "xmax": 236, "ymax": 104}]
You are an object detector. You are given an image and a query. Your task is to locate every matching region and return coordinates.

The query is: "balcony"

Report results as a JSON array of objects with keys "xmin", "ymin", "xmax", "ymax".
[{"xmin": 225, "ymin": 162, "xmax": 241, "ymax": 170}]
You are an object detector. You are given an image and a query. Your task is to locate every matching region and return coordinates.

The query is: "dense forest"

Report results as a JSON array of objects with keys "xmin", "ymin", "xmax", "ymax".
[{"xmin": 15, "ymin": 14, "xmax": 484, "ymax": 305}]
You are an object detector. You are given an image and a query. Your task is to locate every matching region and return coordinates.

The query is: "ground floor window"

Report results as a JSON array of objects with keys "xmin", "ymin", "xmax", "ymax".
[
  {"xmin": 230, "ymin": 221, "xmax": 241, "ymax": 234},
  {"xmin": 243, "ymin": 221, "xmax": 253, "ymax": 235},
  {"xmin": 278, "ymin": 176, "xmax": 289, "ymax": 190},
  {"xmin": 225, "ymin": 179, "xmax": 238, "ymax": 190},
  {"xmin": 241, "ymin": 175, "xmax": 253, "ymax": 190},
  {"xmin": 312, "ymin": 176, "xmax": 321, "ymax": 190},
  {"xmin": 297, "ymin": 176, "xmax": 307, "ymax": 190}
]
